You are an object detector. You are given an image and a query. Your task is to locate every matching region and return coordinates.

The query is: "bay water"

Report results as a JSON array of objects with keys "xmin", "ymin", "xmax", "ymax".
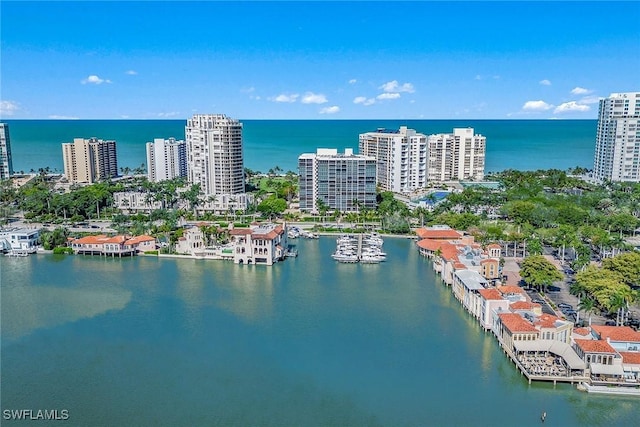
[
  {"xmin": 4, "ymin": 119, "xmax": 597, "ymax": 175},
  {"xmin": 2, "ymin": 238, "xmax": 638, "ymax": 426}
]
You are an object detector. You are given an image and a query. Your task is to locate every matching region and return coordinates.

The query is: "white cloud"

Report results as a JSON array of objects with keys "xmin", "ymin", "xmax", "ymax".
[
  {"xmin": 348, "ymin": 79, "xmax": 357, "ymax": 84},
  {"xmin": 376, "ymin": 93, "xmax": 401, "ymax": 100},
  {"xmin": 554, "ymin": 101, "xmax": 590, "ymax": 114},
  {"xmin": 81, "ymin": 75, "xmax": 111, "ymax": 85},
  {"xmin": 270, "ymin": 93, "xmax": 299, "ymax": 103},
  {"xmin": 301, "ymin": 92, "xmax": 328, "ymax": 104},
  {"xmin": 474, "ymin": 75, "xmax": 482, "ymax": 80},
  {"xmin": 319, "ymin": 106, "xmax": 340, "ymax": 114},
  {"xmin": 48, "ymin": 115, "xmax": 79, "ymax": 120},
  {"xmin": 241, "ymin": 86, "xmax": 255, "ymax": 93},
  {"xmin": 157, "ymin": 112, "xmax": 181, "ymax": 117},
  {"xmin": 0, "ymin": 100, "xmax": 20, "ymax": 116},
  {"xmin": 522, "ymin": 100, "xmax": 554, "ymax": 111},
  {"xmin": 571, "ymin": 87, "xmax": 592, "ymax": 95},
  {"xmin": 353, "ymin": 96, "xmax": 375, "ymax": 106},
  {"xmin": 379, "ymin": 80, "xmax": 415, "ymax": 93},
  {"xmin": 125, "ymin": 70, "xmax": 138, "ymax": 75},
  {"xmin": 539, "ymin": 79, "xmax": 551, "ymax": 86}
]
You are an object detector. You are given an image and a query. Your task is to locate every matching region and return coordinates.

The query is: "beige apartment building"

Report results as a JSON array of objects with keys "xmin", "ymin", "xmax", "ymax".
[
  {"xmin": 427, "ymin": 128, "xmax": 486, "ymax": 182},
  {"xmin": 185, "ymin": 114, "xmax": 245, "ymax": 196},
  {"xmin": 62, "ymin": 137, "xmax": 118, "ymax": 184}
]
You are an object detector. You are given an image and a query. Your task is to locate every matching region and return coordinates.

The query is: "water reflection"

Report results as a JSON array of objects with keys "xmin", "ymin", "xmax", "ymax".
[{"xmin": 1, "ymin": 285, "xmax": 131, "ymax": 340}]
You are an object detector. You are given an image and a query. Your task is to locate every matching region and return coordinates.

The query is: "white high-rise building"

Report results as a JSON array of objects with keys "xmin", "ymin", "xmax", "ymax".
[
  {"xmin": 298, "ymin": 148, "xmax": 377, "ymax": 213},
  {"xmin": 62, "ymin": 137, "xmax": 118, "ymax": 184},
  {"xmin": 185, "ymin": 114, "xmax": 245, "ymax": 195},
  {"xmin": 358, "ymin": 126, "xmax": 427, "ymax": 193},
  {"xmin": 427, "ymin": 128, "xmax": 486, "ymax": 182},
  {"xmin": 146, "ymin": 137, "xmax": 187, "ymax": 182},
  {"xmin": 0, "ymin": 123, "xmax": 13, "ymax": 179},
  {"xmin": 593, "ymin": 92, "xmax": 640, "ymax": 182}
]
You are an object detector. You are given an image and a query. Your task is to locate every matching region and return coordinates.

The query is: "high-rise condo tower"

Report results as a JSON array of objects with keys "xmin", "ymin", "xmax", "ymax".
[{"xmin": 593, "ymin": 92, "xmax": 640, "ymax": 182}]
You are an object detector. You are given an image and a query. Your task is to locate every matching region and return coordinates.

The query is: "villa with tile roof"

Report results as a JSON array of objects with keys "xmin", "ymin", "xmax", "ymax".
[
  {"xmin": 69, "ymin": 234, "xmax": 156, "ymax": 256},
  {"xmin": 229, "ymin": 223, "xmax": 288, "ymax": 266}
]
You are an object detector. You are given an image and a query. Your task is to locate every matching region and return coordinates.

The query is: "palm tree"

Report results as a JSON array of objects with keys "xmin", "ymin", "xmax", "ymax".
[{"xmin": 577, "ymin": 296, "xmax": 596, "ymax": 325}]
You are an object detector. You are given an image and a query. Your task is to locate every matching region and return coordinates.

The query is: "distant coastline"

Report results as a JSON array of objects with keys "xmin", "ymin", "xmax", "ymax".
[{"xmin": 4, "ymin": 119, "xmax": 597, "ymax": 174}]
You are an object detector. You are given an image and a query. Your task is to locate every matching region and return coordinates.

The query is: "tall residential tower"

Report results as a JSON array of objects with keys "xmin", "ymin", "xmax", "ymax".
[
  {"xmin": 298, "ymin": 148, "xmax": 377, "ymax": 213},
  {"xmin": 185, "ymin": 114, "xmax": 244, "ymax": 195},
  {"xmin": 593, "ymin": 92, "xmax": 640, "ymax": 182},
  {"xmin": 427, "ymin": 128, "xmax": 486, "ymax": 182},
  {"xmin": 146, "ymin": 137, "xmax": 187, "ymax": 182},
  {"xmin": 62, "ymin": 137, "xmax": 118, "ymax": 184},
  {"xmin": 358, "ymin": 126, "xmax": 428, "ymax": 193},
  {"xmin": 0, "ymin": 123, "xmax": 13, "ymax": 179}
]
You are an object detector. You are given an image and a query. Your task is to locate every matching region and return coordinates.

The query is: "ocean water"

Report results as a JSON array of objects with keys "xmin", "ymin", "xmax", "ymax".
[
  {"xmin": 2, "ymin": 239, "xmax": 638, "ymax": 427},
  {"xmin": 4, "ymin": 119, "xmax": 597, "ymax": 175}
]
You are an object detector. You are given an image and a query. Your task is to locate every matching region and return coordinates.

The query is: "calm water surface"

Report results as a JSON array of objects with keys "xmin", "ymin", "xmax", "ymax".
[{"xmin": 1, "ymin": 238, "xmax": 637, "ymax": 426}]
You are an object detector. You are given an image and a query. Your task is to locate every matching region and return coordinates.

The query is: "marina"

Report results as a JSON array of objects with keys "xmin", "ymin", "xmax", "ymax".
[
  {"xmin": 2, "ymin": 238, "xmax": 640, "ymax": 426},
  {"xmin": 332, "ymin": 233, "xmax": 387, "ymax": 264}
]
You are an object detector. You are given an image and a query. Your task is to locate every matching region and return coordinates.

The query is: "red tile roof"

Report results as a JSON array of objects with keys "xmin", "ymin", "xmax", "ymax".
[
  {"xmin": 229, "ymin": 229, "xmax": 253, "ymax": 235},
  {"xmin": 126, "ymin": 235, "xmax": 156, "ymax": 244},
  {"xmin": 620, "ymin": 352, "xmax": 640, "ymax": 365},
  {"xmin": 591, "ymin": 325, "xmax": 640, "ymax": 343},
  {"xmin": 478, "ymin": 288, "xmax": 504, "ymax": 301},
  {"xmin": 573, "ymin": 328, "xmax": 592, "ymax": 337},
  {"xmin": 510, "ymin": 301, "xmax": 541, "ymax": 311},
  {"xmin": 416, "ymin": 238, "xmax": 444, "ymax": 251},
  {"xmin": 574, "ymin": 339, "xmax": 616, "ymax": 354},
  {"xmin": 453, "ymin": 262, "xmax": 468, "ymax": 270},
  {"xmin": 534, "ymin": 313, "xmax": 564, "ymax": 328},
  {"xmin": 497, "ymin": 285, "xmax": 526, "ymax": 296},
  {"xmin": 487, "ymin": 244, "xmax": 501, "ymax": 249},
  {"xmin": 498, "ymin": 313, "xmax": 538, "ymax": 333},
  {"xmin": 480, "ymin": 258, "xmax": 498, "ymax": 265},
  {"xmin": 416, "ymin": 228, "xmax": 462, "ymax": 240}
]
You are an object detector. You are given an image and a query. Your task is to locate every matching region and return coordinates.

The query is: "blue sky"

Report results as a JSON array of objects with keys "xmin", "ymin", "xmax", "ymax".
[{"xmin": 1, "ymin": 1, "xmax": 639, "ymax": 120}]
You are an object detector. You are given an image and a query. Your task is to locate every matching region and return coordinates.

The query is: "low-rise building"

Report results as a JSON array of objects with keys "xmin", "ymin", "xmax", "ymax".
[
  {"xmin": 69, "ymin": 234, "xmax": 156, "ymax": 256},
  {"xmin": 229, "ymin": 223, "xmax": 288, "ymax": 266},
  {"xmin": 175, "ymin": 227, "xmax": 205, "ymax": 256},
  {"xmin": 0, "ymin": 228, "xmax": 40, "ymax": 253}
]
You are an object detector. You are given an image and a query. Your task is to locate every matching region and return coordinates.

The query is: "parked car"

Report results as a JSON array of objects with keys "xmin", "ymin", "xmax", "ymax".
[
  {"xmin": 532, "ymin": 299, "xmax": 545, "ymax": 304},
  {"xmin": 547, "ymin": 285, "xmax": 561, "ymax": 292},
  {"xmin": 558, "ymin": 303, "xmax": 573, "ymax": 309}
]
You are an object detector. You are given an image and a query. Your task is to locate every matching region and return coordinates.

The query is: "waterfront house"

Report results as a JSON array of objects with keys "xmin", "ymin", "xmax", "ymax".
[
  {"xmin": 494, "ymin": 312, "xmax": 540, "ymax": 352},
  {"xmin": 70, "ymin": 235, "xmax": 135, "ymax": 257},
  {"xmin": 175, "ymin": 227, "xmax": 205, "ymax": 256},
  {"xmin": 574, "ymin": 339, "xmax": 625, "ymax": 383},
  {"xmin": 229, "ymin": 223, "xmax": 288, "ymax": 266},
  {"xmin": 477, "ymin": 288, "xmax": 510, "ymax": 330},
  {"xmin": 69, "ymin": 234, "xmax": 157, "ymax": 256},
  {"xmin": 0, "ymin": 228, "xmax": 40, "ymax": 254},
  {"xmin": 452, "ymin": 270, "xmax": 488, "ymax": 320}
]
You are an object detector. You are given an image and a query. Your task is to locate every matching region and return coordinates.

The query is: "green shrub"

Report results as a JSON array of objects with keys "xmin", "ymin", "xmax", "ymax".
[
  {"xmin": 52, "ymin": 247, "xmax": 73, "ymax": 255},
  {"xmin": 144, "ymin": 250, "xmax": 159, "ymax": 255}
]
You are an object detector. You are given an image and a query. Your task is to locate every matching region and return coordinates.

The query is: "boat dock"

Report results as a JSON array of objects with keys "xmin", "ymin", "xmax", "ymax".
[{"xmin": 332, "ymin": 233, "xmax": 386, "ymax": 264}]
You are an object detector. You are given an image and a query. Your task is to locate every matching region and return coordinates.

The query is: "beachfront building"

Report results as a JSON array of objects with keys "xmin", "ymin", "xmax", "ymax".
[
  {"xmin": 426, "ymin": 128, "xmax": 486, "ymax": 182},
  {"xmin": 0, "ymin": 228, "xmax": 40, "ymax": 253},
  {"xmin": 176, "ymin": 227, "xmax": 205, "ymax": 256},
  {"xmin": 452, "ymin": 269, "xmax": 488, "ymax": 319},
  {"xmin": 592, "ymin": 92, "xmax": 640, "ymax": 182},
  {"xmin": 146, "ymin": 137, "xmax": 187, "ymax": 182},
  {"xmin": 359, "ymin": 126, "xmax": 427, "ymax": 193},
  {"xmin": 113, "ymin": 191, "xmax": 163, "ymax": 213},
  {"xmin": 0, "ymin": 123, "xmax": 13, "ymax": 179},
  {"xmin": 69, "ymin": 234, "xmax": 156, "ymax": 256},
  {"xmin": 229, "ymin": 223, "xmax": 288, "ymax": 266},
  {"xmin": 185, "ymin": 114, "xmax": 245, "ymax": 196},
  {"xmin": 298, "ymin": 148, "xmax": 376, "ymax": 213},
  {"xmin": 62, "ymin": 137, "xmax": 118, "ymax": 184}
]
